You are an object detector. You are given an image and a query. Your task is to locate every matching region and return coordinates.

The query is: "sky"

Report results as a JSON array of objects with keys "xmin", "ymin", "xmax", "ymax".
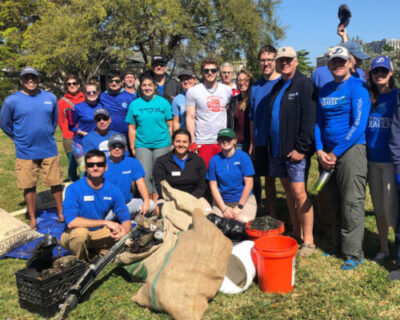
[{"xmin": 276, "ymin": 0, "xmax": 400, "ymax": 66}]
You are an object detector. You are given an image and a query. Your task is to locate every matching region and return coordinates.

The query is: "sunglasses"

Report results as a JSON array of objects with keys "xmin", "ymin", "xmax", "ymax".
[
  {"xmin": 203, "ymin": 68, "xmax": 217, "ymax": 74},
  {"xmin": 218, "ymin": 136, "xmax": 234, "ymax": 142},
  {"xmin": 110, "ymin": 143, "xmax": 125, "ymax": 150},
  {"xmin": 95, "ymin": 115, "xmax": 110, "ymax": 122},
  {"xmin": 152, "ymin": 62, "xmax": 166, "ymax": 67},
  {"xmin": 86, "ymin": 90, "xmax": 97, "ymax": 95},
  {"xmin": 109, "ymin": 79, "xmax": 121, "ymax": 84},
  {"xmin": 86, "ymin": 161, "xmax": 106, "ymax": 168},
  {"xmin": 67, "ymin": 81, "xmax": 78, "ymax": 86},
  {"xmin": 221, "ymin": 71, "xmax": 232, "ymax": 75},
  {"xmin": 371, "ymin": 67, "xmax": 389, "ymax": 75}
]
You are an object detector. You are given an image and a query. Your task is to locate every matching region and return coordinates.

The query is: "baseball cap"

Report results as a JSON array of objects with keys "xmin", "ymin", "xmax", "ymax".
[
  {"xmin": 338, "ymin": 4, "xmax": 352, "ymax": 28},
  {"xmin": 20, "ymin": 67, "xmax": 39, "ymax": 77},
  {"xmin": 217, "ymin": 128, "xmax": 236, "ymax": 140},
  {"xmin": 342, "ymin": 41, "xmax": 369, "ymax": 60},
  {"xmin": 178, "ymin": 69, "xmax": 195, "ymax": 79},
  {"xmin": 151, "ymin": 55, "xmax": 167, "ymax": 67},
  {"xmin": 108, "ymin": 133, "xmax": 127, "ymax": 147},
  {"xmin": 275, "ymin": 47, "xmax": 297, "ymax": 60},
  {"xmin": 327, "ymin": 46, "xmax": 350, "ymax": 61},
  {"xmin": 370, "ymin": 56, "xmax": 393, "ymax": 71},
  {"xmin": 94, "ymin": 108, "xmax": 110, "ymax": 118}
]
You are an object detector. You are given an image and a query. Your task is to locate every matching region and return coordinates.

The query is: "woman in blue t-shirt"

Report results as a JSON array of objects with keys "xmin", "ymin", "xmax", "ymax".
[
  {"xmin": 126, "ymin": 72, "xmax": 173, "ymax": 202},
  {"xmin": 366, "ymin": 56, "xmax": 399, "ymax": 265},
  {"xmin": 207, "ymin": 128, "xmax": 256, "ymax": 223},
  {"xmin": 70, "ymin": 80, "xmax": 102, "ymax": 177}
]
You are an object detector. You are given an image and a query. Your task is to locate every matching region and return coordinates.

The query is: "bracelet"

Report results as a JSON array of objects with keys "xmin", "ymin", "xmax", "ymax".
[{"xmin": 222, "ymin": 207, "xmax": 228, "ymax": 213}]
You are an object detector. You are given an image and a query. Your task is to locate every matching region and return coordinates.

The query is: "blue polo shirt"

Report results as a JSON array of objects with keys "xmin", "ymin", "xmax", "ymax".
[
  {"xmin": 104, "ymin": 156, "xmax": 146, "ymax": 203},
  {"xmin": 171, "ymin": 93, "xmax": 187, "ymax": 128},
  {"xmin": 63, "ymin": 178, "xmax": 130, "ymax": 231},
  {"xmin": 207, "ymin": 150, "xmax": 255, "ymax": 203},
  {"xmin": 249, "ymin": 77, "xmax": 280, "ymax": 146}
]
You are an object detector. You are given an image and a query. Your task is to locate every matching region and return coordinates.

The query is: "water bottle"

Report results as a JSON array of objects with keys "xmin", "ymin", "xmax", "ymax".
[
  {"xmin": 65, "ymin": 108, "xmax": 74, "ymax": 126},
  {"xmin": 313, "ymin": 169, "xmax": 334, "ymax": 193}
]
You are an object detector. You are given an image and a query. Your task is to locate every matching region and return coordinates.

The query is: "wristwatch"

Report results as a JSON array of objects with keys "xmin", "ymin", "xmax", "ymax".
[{"xmin": 237, "ymin": 204, "xmax": 244, "ymax": 209}]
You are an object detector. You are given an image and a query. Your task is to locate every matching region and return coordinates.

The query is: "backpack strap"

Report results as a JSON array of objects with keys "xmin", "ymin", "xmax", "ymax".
[{"xmin": 61, "ymin": 97, "xmax": 76, "ymax": 108}]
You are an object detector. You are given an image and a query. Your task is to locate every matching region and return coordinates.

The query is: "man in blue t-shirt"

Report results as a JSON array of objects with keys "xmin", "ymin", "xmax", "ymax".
[
  {"xmin": 82, "ymin": 108, "xmax": 118, "ymax": 157},
  {"xmin": 315, "ymin": 45, "xmax": 370, "ymax": 270},
  {"xmin": 0, "ymin": 67, "xmax": 63, "ymax": 229},
  {"xmin": 99, "ymin": 70, "xmax": 135, "ymax": 135},
  {"xmin": 104, "ymin": 133, "xmax": 155, "ymax": 219},
  {"xmin": 249, "ymin": 45, "xmax": 281, "ymax": 216},
  {"xmin": 61, "ymin": 149, "xmax": 131, "ymax": 261},
  {"xmin": 171, "ymin": 70, "xmax": 197, "ymax": 131}
]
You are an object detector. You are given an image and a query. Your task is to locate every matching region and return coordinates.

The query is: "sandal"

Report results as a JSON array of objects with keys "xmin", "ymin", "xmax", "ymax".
[
  {"xmin": 340, "ymin": 257, "xmax": 364, "ymax": 270},
  {"xmin": 298, "ymin": 243, "xmax": 316, "ymax": 257}
]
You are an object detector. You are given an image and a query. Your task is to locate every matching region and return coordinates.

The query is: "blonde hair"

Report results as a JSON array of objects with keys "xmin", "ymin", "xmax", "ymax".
[{"xmin": 237, "ymin": 69, "xmax": 253, "ymax": 111}]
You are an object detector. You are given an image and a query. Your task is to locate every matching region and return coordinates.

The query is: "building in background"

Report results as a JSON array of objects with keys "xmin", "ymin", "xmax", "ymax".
[{"xmin": 364, "ymin": 38, "xmax": 400, "ymax": 53}]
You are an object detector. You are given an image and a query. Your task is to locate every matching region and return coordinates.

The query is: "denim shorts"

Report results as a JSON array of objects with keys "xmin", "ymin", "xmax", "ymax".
[{"xmin": 268, "ymin": 157, "xmax": 310, "ymax": 182}]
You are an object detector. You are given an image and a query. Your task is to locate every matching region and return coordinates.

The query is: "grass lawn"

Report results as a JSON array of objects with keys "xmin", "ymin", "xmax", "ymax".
[{"xmin": 1, "ymin": 128, "xmax": 400, "ymax": 319}]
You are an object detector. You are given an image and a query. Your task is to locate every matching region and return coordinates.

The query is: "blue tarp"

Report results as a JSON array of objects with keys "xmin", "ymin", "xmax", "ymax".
[{"xmin": 1, "ymin": 209, "xmax": 70, "ymax": 259}]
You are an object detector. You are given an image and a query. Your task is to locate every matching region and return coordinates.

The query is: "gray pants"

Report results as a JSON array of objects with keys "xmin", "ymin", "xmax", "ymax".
[
  {"xmin": 135, "ymin": 146, "xmax": 170, "ymax": 194},
  {"xmin": 317, "ymin": 144, "xmax": 367, "ymax": 260}
]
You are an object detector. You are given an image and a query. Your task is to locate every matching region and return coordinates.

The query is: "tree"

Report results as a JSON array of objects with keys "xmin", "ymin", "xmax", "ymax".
[
  {"xmin": 296, "ymin": 50, "xmax": 314, "ymax": 77},
  {"xmin": 19, "ymin": 0, "xmax": 284, "ymax": 93}
]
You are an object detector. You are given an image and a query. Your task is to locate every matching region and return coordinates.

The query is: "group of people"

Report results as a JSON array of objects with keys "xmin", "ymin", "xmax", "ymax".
[{"xmin": 2, "ymin": 25, "xmax": 400, "ymax": 280}]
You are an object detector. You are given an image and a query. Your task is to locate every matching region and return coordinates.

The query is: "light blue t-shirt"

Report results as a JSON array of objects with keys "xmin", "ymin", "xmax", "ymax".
[
  {"xmin": 63, "ymin": 178, "xmax": 130, "ymax": 231},
  {"xmin": 315, "ymin": 76, "xmax": 371, "ymax": 157},
  {"xmin": 366, "ymin": 89, "xmax": 398, "ymax": 163},
  {"xmin": 104, "ymin": 156, "xmax": 145, "ymax": 203},
  {"xmin": 125, "ymin": 95, "xmax": 172, "ymax": 148},
  {"xmin": 270, "ymin": 78, "xmax": 293, "ymax": 158},
  {"xmin": 249, "ymin": 77, "xmax": 280, "ymax": 146},
  {"xmin": 0, "ymin": 90, "xmax": 58, "ymax": 160},
  {"xmin": 171, "ymin": 93, "xmax": 187, "ymax": 128},
  {"xmin": 207, "ymin": 150, "xmax": 255, "ymax": 203}
]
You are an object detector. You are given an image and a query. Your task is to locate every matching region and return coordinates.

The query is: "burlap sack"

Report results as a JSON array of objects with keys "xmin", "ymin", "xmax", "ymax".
[
  {"xmin": 121, "ymin": 219, "xmax": 179, "ymax": 282},
  {"xmin": 0, "ymin": 208, "xmax": 42, "ymax": 256},
  {"xmin": 133, "ymin": 209, "xmax": 232, "ymax": 320}
]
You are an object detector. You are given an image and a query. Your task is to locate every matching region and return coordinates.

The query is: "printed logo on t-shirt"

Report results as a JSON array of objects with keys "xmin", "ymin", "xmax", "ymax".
[
  {"xmin": 103, "ymin": 196, "xmax": 112, "ymax": 200},
  {"xmin": 84, "ymin": 195, "xmax": 94, "ymax": 201},
  {"xmin": 234, "ymin": 161, "xmax": 240, "ymax": 165},
  {"xmin": 44, "ymin": 101, "xmax": 52, "ymax": 105},
  {"xmin": 288, "ymin": 92, "xmax": 299, "ymax": 100},
  {"xmin": 320, "ymin": 96, "xmax": 347, "ymax": 106},
  {"xmin": 138, "ymin": 107, "xmax": 162, "ymax": 114},
  {"xmin": 122, "ymin": 102, "xmax": 128, "ymax": 109},
  {"xmin": 206, "ymin": 95, "xmax": 225, "ymax": 112},
  {"xmin": 122, "ymin": 170, "xmax": 131, "ymax": 174}
]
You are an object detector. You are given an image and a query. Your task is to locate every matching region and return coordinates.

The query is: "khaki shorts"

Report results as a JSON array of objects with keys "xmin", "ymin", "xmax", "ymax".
[{"xmin": 16, "ymin": 156, "xmax": 62, "ymax": 189}]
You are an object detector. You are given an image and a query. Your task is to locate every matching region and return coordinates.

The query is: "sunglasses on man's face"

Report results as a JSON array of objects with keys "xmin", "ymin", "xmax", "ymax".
[
  {"xmin": 86, "ymin": 161, "xmax": 106, "ymax": 168},
  {"xmin": 86, "ymin": 90, "xmax": 97, "ymax": 95},
  {"xmin": 153, "ymin": 62, "xmax": 166, "ymax": 67},
  {"xmin": 110, "ymin": 143, "xmax": 125, "ymax": 150},
  {"xmin": 371, "ymin": 67, "xmax": 389, "ymax": 75},
  {"xmin": 95, "ymin": 116, "xmax": 110, "ymax": 122},
  {"xmin": 67, "ymin": 81, "xmax": 78, "ymax": 87},
  {"xmin": 203, "ymin": 68, "xmax": 217, "ymax": 74},
  {"xmin": 109, "ymin": 79, "xmax": 121, "ymax": 84}
]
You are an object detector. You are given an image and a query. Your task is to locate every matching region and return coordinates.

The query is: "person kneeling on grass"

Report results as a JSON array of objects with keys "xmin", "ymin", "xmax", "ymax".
[
  {"xmin": 207, "ymin": 128, "xmax": 257, "ymax": 223},
  {"xmin": 104, "ymin": 133, "xmax": 155, "ymax": 219},
  {"xmin": 61, "ymin": 149, "xmax": 131, "ymax": 261}
]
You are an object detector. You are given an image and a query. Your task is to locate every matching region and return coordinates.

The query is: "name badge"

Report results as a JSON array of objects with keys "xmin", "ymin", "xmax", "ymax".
[
  {"xmin": 84, "ymin": 195, "xmax": 94, "ymax": 202},
  {"xmin": 171, "ymin": 171, "xmax": 181, "ymax": 176},
  {"xmin": 103, "ymin": 196, "xmax": 112, "ymax": 200}
]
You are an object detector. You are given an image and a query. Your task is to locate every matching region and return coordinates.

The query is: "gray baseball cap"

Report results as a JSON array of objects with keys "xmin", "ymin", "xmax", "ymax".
[
  {"xmin": 20, "ymin": 67, "xmax": 39, "ymax": 77},
  {"xmin": 94, "ymin": 108, "xmax": 110, "ymax": 118},
  {"xmin": 108, "ymin": 133, "xmax": 127, "ymax": 147}
]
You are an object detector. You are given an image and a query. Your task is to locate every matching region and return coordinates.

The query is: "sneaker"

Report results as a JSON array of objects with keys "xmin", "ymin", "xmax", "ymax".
[
  {"xmin": 373, "ymin": 252, "xmax": 389, "ymax": 266},
  {"xmin": 298, "ymin": 243, "xmax": 316, "ymax": 257},
  {"xmin": 387, "ymin": 266, "xmax": 400, "ymax": 281}
]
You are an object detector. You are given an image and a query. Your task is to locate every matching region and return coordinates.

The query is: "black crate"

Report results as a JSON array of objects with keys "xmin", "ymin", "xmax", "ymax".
[{"xmin": 15, "ymin": 259, "xmax": 86, "ymax": 317}]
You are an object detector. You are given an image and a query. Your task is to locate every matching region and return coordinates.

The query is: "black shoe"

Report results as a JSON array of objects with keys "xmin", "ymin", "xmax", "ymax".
[{"xmin": 387, "ymin": 266, "xmax": 400, "ymax": 281}]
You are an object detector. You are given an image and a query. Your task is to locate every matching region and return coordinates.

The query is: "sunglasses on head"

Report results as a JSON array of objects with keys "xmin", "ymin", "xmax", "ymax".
[
  {"xmin": 67, "ymin": 81, "xmax": 78, "ymax": 86},
  {"xmin": 109, "ymin": 79, "xmax": 121, "ymax": 84},
  {"xmin": 86, "ymin": 90, "xmax": 97, "ymax": 95},
  {"xmin": 371, "ymin": 67, "xmax": 389, "ymax": 75},
  {"xmin": 110, "ymin": 143, "xmax": 125, "ymax": 150},
  {"xmin": 203, "ymin": 68, "xmax": 217, "ymax": 74},
  {"xmin": 86, "ymin": 161, "xmax": 106, "ymax": 168},
  {"xmin": 95, "ymin": 115, "xmax": 109, "ymax": 122}
]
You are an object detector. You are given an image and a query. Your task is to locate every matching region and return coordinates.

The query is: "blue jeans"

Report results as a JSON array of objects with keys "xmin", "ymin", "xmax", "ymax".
[{"xmin": 135, "ymin": 146, "xmax": 170, "ymax": 194}]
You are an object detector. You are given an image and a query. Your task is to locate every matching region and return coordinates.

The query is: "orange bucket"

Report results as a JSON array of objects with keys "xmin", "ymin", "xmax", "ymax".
[
  {"xmin": 245, "ymin": 220, "xmax": 285, "ymax": 241},
  {"xmin": 251, "ymin": 236, "xmax": 298, "ymax": 293}
]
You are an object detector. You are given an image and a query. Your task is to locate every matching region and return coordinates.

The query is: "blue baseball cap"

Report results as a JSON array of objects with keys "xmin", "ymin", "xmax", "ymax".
[
  {"xmin": 20, "ymin": 67, "xmax": 39, "ymax": 77},
  {"xmin": 370, "ymin": 56, "xmax": 393, "ymax": 72},
  {"xmin": 342, "ymin": 41, "xmax": 369, "ymax": 60}
]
